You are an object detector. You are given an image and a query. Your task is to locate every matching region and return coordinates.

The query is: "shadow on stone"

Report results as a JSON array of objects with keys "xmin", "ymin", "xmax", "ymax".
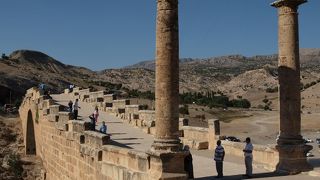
[
  {"xmin": 108, "ymin": 139, "xmax": 133, "ymax": 149},
  {"xmin": 308, "ymin": 158, "xmax": 320, "ymax": 168},
  {"xmin": 109, "ymin": 132, "xmax": 126, "ymax": 135},
  {"xmin": 195, "ymin": 171, "xmax": 289, "ymax": 180},
  {"xmin": 106, "ymin": 121, "xmax": 123, "ymax": 124},
  {"xmin": 112, "ymin": 137, "xmax": 143, "ymax": 141}
]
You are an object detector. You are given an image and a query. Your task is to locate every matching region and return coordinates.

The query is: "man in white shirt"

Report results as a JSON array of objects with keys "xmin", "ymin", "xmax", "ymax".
[
  {"xmin": 243, "ymin": 137, "xmax": 253, "ymax": 178},
  {"xmin": 73, "ymin": 99, "xmax": 80, "ymax": 120}
]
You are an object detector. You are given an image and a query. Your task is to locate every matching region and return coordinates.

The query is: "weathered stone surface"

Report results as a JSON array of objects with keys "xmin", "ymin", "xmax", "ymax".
[
  {"xmin": 222, "ymin": 140, "xmax": 279, "ymax": 171},
  {"xmin": 68, "ymin": 120, "xmax": 91, "ymax": 133},
  {"xmin": 208, "ymin": 118, "xmax": 220, "ymax": 150},
  {"xmin": 181, "ymin": 138, "xmax": 208, "ymax": 150},
  {"xmin": 83, "ymin": 130, "xmax": 110, "ymax": 148},
  {"xmin": 19, "ymin": 88, "xmax": 158, "ymax": 180},
  {"xmin": 179, "ymin": 118, "xmax": 188, "ymax": 129},
  {"xmin": 153, "ymin": 0, "xmax": 180, "ymax": 147},
  {"xmin": 272, "ymin": 0, "xmax": 312, "ymax": 173}
]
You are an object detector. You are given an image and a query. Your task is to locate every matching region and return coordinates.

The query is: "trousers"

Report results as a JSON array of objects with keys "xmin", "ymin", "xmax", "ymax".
[
  {"xmin": 215, "ymin": 161, "xmax": 223, "ymax": 177},
  {"xmin": 245, "ymin": 156, "xmax": 252, "ymax": 176}
]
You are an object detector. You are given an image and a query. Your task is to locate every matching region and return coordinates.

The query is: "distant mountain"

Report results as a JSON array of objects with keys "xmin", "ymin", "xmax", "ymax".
[
  {"xmin": 0, "ymin": 50, "xmax": 96, "ymax": 104},
  {"xmin": 1, "ymin": 48, "xmax": 320, "ymax": 107},
  {"xmin": 123, "ymin": 49, "xmax": 320, "ymax": 71}
]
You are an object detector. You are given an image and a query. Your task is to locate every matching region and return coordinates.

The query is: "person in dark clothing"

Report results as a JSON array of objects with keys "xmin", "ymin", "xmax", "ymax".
[
  {"xmin": 214, "ymin": 140, "xmax": 225, "ymax": 178},
  {"xmin": 68, "ymin": 100, "xmax": 73, "ymax": 113},
  {"xmin": 72, "ymin": 99, "xmax": 80, "ymax": 120},
  {"xmin": 184, "ymin": 145, "xmax": 194, "ymax": 179},
  {"xmin": 89, "ymin": 114, "xmax": 96, "ymax": 131}
]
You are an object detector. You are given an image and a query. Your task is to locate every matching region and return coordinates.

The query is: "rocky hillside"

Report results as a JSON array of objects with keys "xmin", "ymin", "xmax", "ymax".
[
  {"xmin": 0, "ymin": 50, "xmax": 97, "ymax": 104},
  {"xmin": 1, "ymin": 49, "xmax": 320, "ymax": 107}
]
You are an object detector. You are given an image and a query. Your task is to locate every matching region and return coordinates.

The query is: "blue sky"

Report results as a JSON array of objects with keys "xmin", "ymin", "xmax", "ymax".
[{"xmin": 0, "ymin": 0, "xmax": 319, "ymax": 70}]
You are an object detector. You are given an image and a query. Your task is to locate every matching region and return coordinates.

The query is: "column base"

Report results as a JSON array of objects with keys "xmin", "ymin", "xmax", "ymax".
[
  {"xmin": 147, "ymin": 149, "xmax": 189, "ymax": 180},
  {"xmin": 151, "ymin": 138, "xmax": 182, "ymax": 152},
  {"xmin": 276, "ymin": 144, "xmax": 313, "ymax": 174}
]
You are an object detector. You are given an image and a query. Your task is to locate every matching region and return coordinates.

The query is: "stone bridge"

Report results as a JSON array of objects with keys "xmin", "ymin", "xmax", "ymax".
[{"xmin": 18, "ymin": 0, "xmax": 318, "ymax": 179}]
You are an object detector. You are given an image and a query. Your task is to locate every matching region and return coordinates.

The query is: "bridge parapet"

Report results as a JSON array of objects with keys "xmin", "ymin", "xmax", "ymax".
[{"xmin": 19, "ymin": 87, "xmax": 158, "ymax": 180}]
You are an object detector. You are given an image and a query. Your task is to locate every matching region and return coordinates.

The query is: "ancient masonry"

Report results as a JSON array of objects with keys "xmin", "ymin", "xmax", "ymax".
[
  {"xmin": 19, "ymin": 0, "xmax": 312, "ymax": 179},
  {"xmin": 271, "ymin": 0, "xmax": 312, "ymax": 173}
]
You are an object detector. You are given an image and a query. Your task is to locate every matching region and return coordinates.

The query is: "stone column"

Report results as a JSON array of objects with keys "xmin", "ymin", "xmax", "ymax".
[
  {"xmin": 153, "ymin": 0, "xmax": 181, "ymax": 151},
  {"xmin": 148, "ymin": 0, "xmax": 188, "ymax": 179},
  {"xmin": 208, "ymin": 119, "xmax": 220, "ymax": 150},
  {"xmin": 271, "ymin": 0, "xmax": 312, "ymax": 174}
]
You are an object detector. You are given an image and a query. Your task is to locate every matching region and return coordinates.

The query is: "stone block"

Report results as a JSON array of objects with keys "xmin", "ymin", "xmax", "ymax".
[
  {"xmin": 83, "ymin": 131, "xmax": 110, "ymax": 148},
  {"xmin": 49, "ymin": 105, "xmax": 60, "ymax": 115},
  {"xmin": 43, "ymin": 108, "xmax": 50, "ymax": 115},
  {"xmin": 147, "ymin": 150, "xmax": 188, "ymax": 179},
  {"xmin": 150, "ymin": 127, "xmax": 156, "ymax": 135},
  {"xmin": 103, "ymin": 94, "xmax": 116, "ymax": 102},
  {"xmin": 58, "ymin": 112, "xmax": 72, "ymax": 122},
  {"xmin": 113, "ymin": 99, "xmax": 130, "ymax": 112},
  {"xmin": 48, "ymin": 114, "xmax": 59, "ymax": 122},
  {"xmin": 144, "ymin": 120, "xmax": 155, "ymax": 127},
  {"xmin": 68, "ymin": 120, "xmax": 91, "ymax": 133},
  {"xmin": 181, "ymin": 138, "xmax": 208, "ymax": 150},
  {"xmin": 142, "ymin": 127, "xmax": 150, "ymax": 134},
  {"xmin": 179, "ymin": 118, "xmax": 188, "ymax": 129},
  {"xmin": 138, "ymin": 110, "xmax": 155, "ymax": 122},
  {"xmin": 64, "ymin": 89, "xmax": 70, "ymax": 94},
  {"xmin": 182, "ymin": 126, "xmax": 208, "ymax": 141}
]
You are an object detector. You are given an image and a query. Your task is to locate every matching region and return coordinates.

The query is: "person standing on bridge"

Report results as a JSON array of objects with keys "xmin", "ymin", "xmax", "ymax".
[
  {"xmin": 99, "ymin": 121, "xmax": 107, "ymax": 134},
  {"xmin": 89, "ymin": 106, "xmax": 99, "ymax": 131},
  {"xmin": 214, "ymin": 140, "xmax": 225, "ymax": 178},
  {"xmin": 68, "ymin": 100, "xmax": 73, "ymax": 113},
  {"xmin": 243, "ymin": 137, "xmax": 253, "ymax": 178},
  {"xmin": 73, "ymin": 99, "xmax": 80, "ymax": 120},
  {"xmin": 93, "ymin": 106, "xmax": 99, "ymax": 123}
]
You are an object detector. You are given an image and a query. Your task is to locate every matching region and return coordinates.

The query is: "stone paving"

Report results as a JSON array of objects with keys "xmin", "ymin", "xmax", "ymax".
[{"xmin": 52, "ymin": 93, "xmax": 319, "ymax": 179}]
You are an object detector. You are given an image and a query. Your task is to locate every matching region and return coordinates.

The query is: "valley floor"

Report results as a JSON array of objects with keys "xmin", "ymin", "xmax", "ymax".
[{"xmin": 0, "ymin": 115, "xmax": 44, "ymax": 180}]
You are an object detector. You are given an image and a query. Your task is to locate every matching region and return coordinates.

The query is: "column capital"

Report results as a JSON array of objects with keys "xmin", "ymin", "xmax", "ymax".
[{"xmin": 271, "ymin": 0, "xmax": 307, "ymax": 8}]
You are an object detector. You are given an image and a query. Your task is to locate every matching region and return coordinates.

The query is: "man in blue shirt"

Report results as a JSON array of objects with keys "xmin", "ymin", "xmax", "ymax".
[
  {"xmin": 99, "ymin": 121, "xmax": 107, "ymax": 134},
  {"xmin": 214, "ymin": 140, "xmax": 225, "ymax": 178}
]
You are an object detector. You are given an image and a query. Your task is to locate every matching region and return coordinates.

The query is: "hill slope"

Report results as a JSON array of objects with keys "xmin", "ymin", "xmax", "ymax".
[{"xmin": 1, "ymin": 49, "xmax": 320, "ymax": 107}]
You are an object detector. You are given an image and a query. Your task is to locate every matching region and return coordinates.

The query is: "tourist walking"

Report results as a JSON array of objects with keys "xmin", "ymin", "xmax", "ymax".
[
  {"xmin": 243, "ymin": 137, "xmax": 253, "ymax": 178},
  {"xmin": 93, "ymin": 106, "xmax": 99, "ymax": 123},
  {"xmin": 68, "ymin": 100, "xmax": 73, "ymax": 113},
  {"xmin": 73, "ymin": 99, "xmax": 80, "ymax": 120},
  {"xmin": 89, "ymin": 106, "xmax": 99, "ymax": 131},
  {"xmin": 214, "ymin": 140, "xmax": 225, "ymax": 178},
  {"xmin": 99, "ymin": 121, "xmax": 107, "ymax": 134}
]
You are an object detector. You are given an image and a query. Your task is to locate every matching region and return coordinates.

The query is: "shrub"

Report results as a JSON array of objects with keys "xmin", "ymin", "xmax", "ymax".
[
  {"xmin": 262, "ymin": 98, "xmax": 269, "ymax": 104},
  {"xmin": 35, "ymin": 108, "xmax": 39, "ymax": 123},
  {"xmin": 7, "ymin": 153, "xmax": 23, "ymax": 178},
  {"xmin": 266, "ymin": 87, "xmax": 278, "ymax": 93},
  {"xmin": 179, "ymin": 105, "xmax": 189, "ymax": 115},
  {"xmin": 229, "ymin": 99, "xmax": 251, "ymax": 108},
  {"xmin": 1, "ymin": 53, "xmax": 9, "ymax": 59}
]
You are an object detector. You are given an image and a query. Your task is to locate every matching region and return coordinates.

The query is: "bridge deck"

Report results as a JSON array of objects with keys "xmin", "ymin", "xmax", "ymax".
[{"xmin": 52, "ymin": 94, "xmax": 319, "ymax": 179}]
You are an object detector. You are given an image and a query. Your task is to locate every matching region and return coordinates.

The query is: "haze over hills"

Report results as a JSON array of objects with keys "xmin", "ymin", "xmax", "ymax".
[{"xmin": 1, "ymin": 49, "xmax": 320, "ymax": 108}]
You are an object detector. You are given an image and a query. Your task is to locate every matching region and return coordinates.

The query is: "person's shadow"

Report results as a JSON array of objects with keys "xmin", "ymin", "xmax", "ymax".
[{"xmin": 195, "ymin": 171, "xmax": 289, "ymax": 180}]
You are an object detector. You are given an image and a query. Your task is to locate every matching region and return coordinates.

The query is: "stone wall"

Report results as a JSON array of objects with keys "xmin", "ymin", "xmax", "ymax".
[
  {"xmin": 65, "ymin": 88, "xmax": 157, "ymax": 136},
  {"xmin": 221, "ymin": 141, "xmax": 279, "ymax": 171},
  {"xmin": 19, "ymin": 88, "xmax": 154, "ymax": 180},
  {"xmin": 64, "ymin": 87, "xmax": 281, "ymax": 171},
  {"xmin": 181, "ymin": 126, "xmax": 209, "ymax": 150}
]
